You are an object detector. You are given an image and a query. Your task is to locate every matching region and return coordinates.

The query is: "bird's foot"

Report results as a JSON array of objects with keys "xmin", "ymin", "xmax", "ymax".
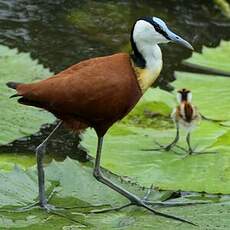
[
  {"xmin": 178, "ymin": 145, "xmax": 217, "ymax": 156},
  {"xmin": 187, "ymin": 148, "xmax": 217, "ymax": 156},
  {"xmin": 141, "ymin": 141, "xmax": 173, "ymax": 152},
  {"xmin": 141, "ymin": 141, "xmax": 183, "ymax": 155},
  {"xmin": 15, "ymin": 186, "xmax": 60, "ymax": 212},
  {"xmin": 90, "ymin": 184, "xmax": 154, "ymax": 214},
  {"xmin": 89, "ymin": 185, "xmax": 196, "ymax": 225},
  {"xmin": 15, "ymin": 202, "xmax": 65, "ymax": 213},
  {"xmin": 132, "ymin": 197, "xmax": 196, "ymax": 226},
  {"xmin": 91, "ymin": 198, "xmax": 196, "ymax": 225},
  {"xmin": 8, "ymin": 192, "xmax": 85, "ymax": 224}
]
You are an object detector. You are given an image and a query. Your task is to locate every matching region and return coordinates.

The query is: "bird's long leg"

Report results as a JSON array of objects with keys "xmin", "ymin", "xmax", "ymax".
[
  {"xmin": 186, "ymin": 132, "xmax": 193, "ymax": 155},
  {"xmin": 186, "ymin": 132, "xmax": 217, "ymax": 155},
  {"xmin": 18, "ymin": 121, "xmax": 63, "ymax": 212},
  {"xmin": 142, "ymin": 122, "xmax": 180, "ymax": 152},
  {"xmin": 164, "ymin": 122, "xmax": 180, "ymax": 151},
  {"xmin": 92, "ymin": 136, "xmax": 196, "ymax": 226},
  {"xmin": 37, "ymin": 121, "xmax": 63, "ymax": 208}
]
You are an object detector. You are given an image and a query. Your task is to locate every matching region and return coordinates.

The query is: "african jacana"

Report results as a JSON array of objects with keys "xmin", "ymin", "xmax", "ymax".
[{"xmin": 7, "ymin": 17, "xmax": 194, "ymax": 224}]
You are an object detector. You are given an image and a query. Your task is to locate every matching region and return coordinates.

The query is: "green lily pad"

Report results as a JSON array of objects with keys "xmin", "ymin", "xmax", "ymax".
[
  {"xmin": 83, "ymin": 119, "xmax": 230, "ymax": 194},
  {"xmin": 0, "ymin": 45, "xmax": 55, "ymax": 145},
  {"xmin": 122, "ymin": 88, "xmax": 174, "ymax": 129},
  {"xmin": 1, "ymin": 202, "xmax": 229, "ymax": 230},
  {"xmin": 0, "ymin": 158, "xmax": 190, "ymax": 229},
  {"xmin": 0, "ymin": 158, "xmax": 229, "ymax": 229},
  {"xmin": 214, "ymin": 0, "xmax": 230, "ymax": 18},
  {"xmin": 184, "ymin": 40, "xmax": 230, "ymax": 72},
  {"xmin": 221, "ymin": 121, "xmax": 230, "ymax": 127},
  {"xmin": 0, "ymin": 153, "xmax": 35, "ymax": 171},
  {"xmin": 211, "ymin": 130, "xmax": 230, "ymax": 152}
]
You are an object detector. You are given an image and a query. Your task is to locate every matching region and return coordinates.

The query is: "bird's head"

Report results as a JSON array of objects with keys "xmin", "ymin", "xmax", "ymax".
[
  {"xmin": 131, "ymin": 17, "xmax": 193, "ymax": 50},
  {"xmin": 177, "ymin": 88, "xmax": 192, "ymax": 103}
]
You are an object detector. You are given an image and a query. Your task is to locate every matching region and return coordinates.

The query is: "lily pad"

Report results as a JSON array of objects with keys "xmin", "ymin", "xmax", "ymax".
[
  {"xmin": 0, "ymin": 158, "xmax": 192, "ymax": 229},
  {"xmin": 0, "ymin": 45, "xmax": 55, "ymax": 145},
  {"xmin": 0, "ymin": 158, "xmax": 229, "ymax": 229},
  {"xmin": 122, "ymin": 88, "xmax": 174, "ymax": 129},
  {"xmin": 83, "ymin": 119, "xmax": 230, "ymax": 194},
  {"xmin": 184, "ymin": 40, "xmax": 230, "ymax": 73},
  {"xmin": 0, "ymin": 153, "xmax": 35, "ymax": 171},
  {"xmin": 0, "ymin": 202, "xmax": 229, "ymax": 229},
  {"xmin": 211, "ymin": 130, "xmax": 230, "ymax": 152}
]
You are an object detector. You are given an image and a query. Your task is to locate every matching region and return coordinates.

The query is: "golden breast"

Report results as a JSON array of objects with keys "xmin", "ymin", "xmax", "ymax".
[{"xmin": 131, "ymin": 60, "xmax": 162, "ymax": 93}]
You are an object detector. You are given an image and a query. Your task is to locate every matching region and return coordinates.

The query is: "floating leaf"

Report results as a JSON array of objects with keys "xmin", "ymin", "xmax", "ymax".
[
  {"xmin": 0, "ymin": 158, "xmax": 187, "ymax": 229},
  {"xmin": 0, "ymin": 153, "xmax": 35, "ymax": 171},
  {"xmin": 0, "ymin": 158, "xmax": 229, "ymax": 229},
  {"xmin": 184, "ymin": 40, "xmax": 230, "ymax": 73},
  {"xmin": 83, "ymin": 119, "xmax": 230, "ymax": 194},
  {"xmin": 122, "ymin": 88, "xmax": 174, "ymax": 128},
  {"xmin": 214, "ymin": 0, "xmax": 230, "ymax": 18},
  {"xmin": 0, "ymin": 45, "xmax": 55, "ymax": 145},
  {"xmin": 211, "ymin": 130, "xmax": 230, "ymax": 152}
]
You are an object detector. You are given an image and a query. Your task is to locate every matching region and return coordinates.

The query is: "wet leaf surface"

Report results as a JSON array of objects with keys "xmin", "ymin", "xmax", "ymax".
[
  {"xmin": 184, "ymin": 41, "xmax": 230, "ymax": 72},
  {"xmin": 0, "ymin": 158, "xmax": 192, "ymax": 229},
  {"xmin": 0, "ymin": 45, "xmax": 55, "ymax": 145}
]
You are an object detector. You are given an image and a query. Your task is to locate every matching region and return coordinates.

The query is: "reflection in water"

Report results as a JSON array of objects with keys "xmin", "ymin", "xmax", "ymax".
[{"xmin": 0, "ymin": 0, "xmax": 229, "ymax": 160}]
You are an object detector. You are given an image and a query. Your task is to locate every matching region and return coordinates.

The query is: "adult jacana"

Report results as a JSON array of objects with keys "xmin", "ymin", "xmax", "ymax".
[{"xmin": 7, "ymin": 17, "xmax": 194, "ymax": 224}]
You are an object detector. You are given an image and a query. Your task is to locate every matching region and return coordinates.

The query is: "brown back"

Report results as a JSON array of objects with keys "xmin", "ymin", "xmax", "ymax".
[
  {"xmin": 16, "ymin": 53, "xmax": 142, "ymax": 135},
  {"xmin": 183, "ymin": 102, "xmax": 194, "ymax": 122}
]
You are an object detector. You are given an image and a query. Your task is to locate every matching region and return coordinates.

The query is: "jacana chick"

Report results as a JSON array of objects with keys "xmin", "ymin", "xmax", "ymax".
[
  {"xmin": 169, "ymin": 89, "xmax": 201, "ymax": 154},
  {"xmin": 7, "ymin": 17, "xmax": 194, "ymax": 224}
]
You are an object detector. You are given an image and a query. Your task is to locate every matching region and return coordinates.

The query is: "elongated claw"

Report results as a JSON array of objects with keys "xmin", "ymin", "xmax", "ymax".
[
  {"xmin": 13, "ymin": 186, "xmax": 60, "ymax": 212},
  {"xmin": 89, "ymin": 203, "xmax": 133, "ymax": 214},
  {"xmin": 88, "ymin": 200, "xmax": 197, "ymax": 226},
  {"xmin": 143, "ymin": 184, "xmax": 154, "ymax": 202},
  {"xmin": 141, "ymin": 141, "xmax": 169, "ymax": 151},
  {"xmin": 141, "ymin": 141, "xmax": 181, "ymax": 154},
  {"xmin": 135, "ymin": 199, "xmax": 197, "ymax": 226},
  {"xmin": 188, "ymin": 149, "xmax": 218, "ymax": 155}
]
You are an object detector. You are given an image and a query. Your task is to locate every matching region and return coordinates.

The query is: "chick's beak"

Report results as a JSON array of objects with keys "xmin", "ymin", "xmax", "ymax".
[{"xmin": 167, "ymin": 30, "xmax": 194, "ymax": 51}]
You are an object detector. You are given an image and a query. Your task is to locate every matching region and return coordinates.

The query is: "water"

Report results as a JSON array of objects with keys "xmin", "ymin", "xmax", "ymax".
[{"xmin": 0, "ymin": 0, "xmax": 229, "ymax": 161}]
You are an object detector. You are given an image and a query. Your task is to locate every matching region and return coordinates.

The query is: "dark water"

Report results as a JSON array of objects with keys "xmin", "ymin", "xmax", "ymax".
[{"xmin": 0, "ymin": 0, "xmax": 229, "ymax": 160}]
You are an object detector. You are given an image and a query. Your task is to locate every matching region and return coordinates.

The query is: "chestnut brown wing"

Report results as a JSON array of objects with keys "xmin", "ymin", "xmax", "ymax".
[{"xmin": 16, "ymin": 53, "xmax": 142, "ymax": 133}]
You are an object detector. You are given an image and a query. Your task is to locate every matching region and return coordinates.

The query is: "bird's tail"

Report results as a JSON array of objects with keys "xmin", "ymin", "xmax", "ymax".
[
  {"xmin": 6, "ymin": 81, "xmax": 22, "ymax": 98},
  {"xmin": 6, "ymin": 81, "xmax": 22, "ymax": 89},
  {"xmin": 6, "ymin": 81, "xmax": 44, "ymax": 107}
]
